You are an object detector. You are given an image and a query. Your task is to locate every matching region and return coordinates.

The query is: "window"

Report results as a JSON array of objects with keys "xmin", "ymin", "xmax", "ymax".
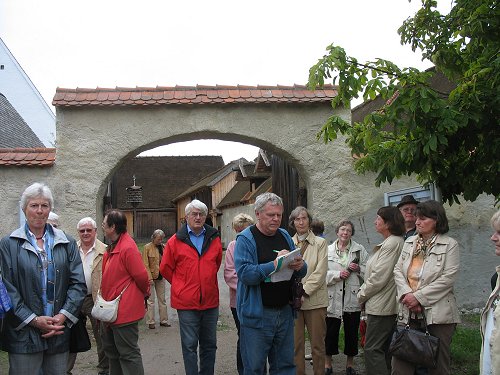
[{"xmin": 384, "ymin": 184, "xmax": 440, "ymax": 206}]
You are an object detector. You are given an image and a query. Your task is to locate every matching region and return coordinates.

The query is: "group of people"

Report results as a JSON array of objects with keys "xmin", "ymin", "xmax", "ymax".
[
  {"xmin": 0, "ymin": 182, "xmax": 497, "ymax": 375},
  {"xmin": 0, "ymin": 182, "xmax": 155, "ymax": 375},
  {"xmin": 224, "ymin": 194, "xmax": 495, "ymax": 375}
]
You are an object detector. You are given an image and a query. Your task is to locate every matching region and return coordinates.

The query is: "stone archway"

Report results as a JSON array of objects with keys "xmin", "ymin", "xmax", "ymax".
[{"xmin": 50, "ymin": 85, "xmax": 357, "ymax": 231}]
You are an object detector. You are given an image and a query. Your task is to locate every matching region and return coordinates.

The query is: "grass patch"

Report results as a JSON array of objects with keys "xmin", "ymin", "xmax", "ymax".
[
  {"xmin": 0, "ymin": 351, "xmax": 7, "ymax": 374},
  {"xmin": 450, "ymin": 314, "xmax": 481, "ymax": 375}
]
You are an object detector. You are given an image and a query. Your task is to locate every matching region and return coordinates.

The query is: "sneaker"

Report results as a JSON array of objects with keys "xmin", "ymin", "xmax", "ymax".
[
  {"xmin": 148, "ymin": 323, "xmax": 155, "ymax": 329},
  {"xmin": 305, "ymin": 353, "xmax": 312, "ymax": 360},
  {"xmin": 325, "ymin": 368, "xmax": 333, "ymax": 375},
  {"xmin": 346, "ymin": 367, "xmax": 357, "ymax": 375},
  {"xmin": 160, "ymin": 322, "xmax": 171, "ymax": 327}
]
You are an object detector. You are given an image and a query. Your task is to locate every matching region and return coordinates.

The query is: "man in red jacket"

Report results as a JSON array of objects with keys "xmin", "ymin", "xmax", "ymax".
[{"xmin": 160, "ymin": 199, "xmax": 222, "ymax": 375}]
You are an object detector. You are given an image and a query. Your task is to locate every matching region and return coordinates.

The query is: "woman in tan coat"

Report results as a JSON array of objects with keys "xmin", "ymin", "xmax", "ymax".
[
  {"xmin": 481, "ymin": 209, "xmax": 500, "ymax": 375},
  {"xmin": 289, "ymin": 206, "xmax": 328, "ymax": 375},
  {"xmin": 357, "ymin": 206, "xmax": 405, "ymax": 375},
  {"xmin": 393, "ymin": 200, "xmax": 460, "ymax": 375}
]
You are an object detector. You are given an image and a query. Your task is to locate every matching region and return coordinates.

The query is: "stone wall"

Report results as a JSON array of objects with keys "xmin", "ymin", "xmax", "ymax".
[{"xmin": 0, "ymin": 102, "xmax": 497, "ymax": 308}]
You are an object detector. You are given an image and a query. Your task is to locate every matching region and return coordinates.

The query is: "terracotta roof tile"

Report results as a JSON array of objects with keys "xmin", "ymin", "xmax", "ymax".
[
  {"xmin": 130, "ymin": 91, "xmax": 141, "ymax": 101},
  {"xmin": 174, "ymin": 91, "xmax": 185, "ymax": 100},
  {"xmin": 96, "ymin": 91, "xmax": 109, "ymax": 101},
  {"xmin": 228, "ymin": 90, "xmax": 240, "ymax": 99},
  {"xmin": 52, "ymin": 85, "xmax": 338, "ymax": 107},
  {"xmin": 217, "ymin": 90, "xmax": 228, "ymax": 99},
  {"xmin": 0, "ymin": 148, "xmax": 55, "ymax": 167},
  {"xmin": 185, "ymin": 90, "xmax": 196, "ymax": 99},
  {"xmin": 108, "ymin": 91, "xmax": 120, "ymax": 101}
]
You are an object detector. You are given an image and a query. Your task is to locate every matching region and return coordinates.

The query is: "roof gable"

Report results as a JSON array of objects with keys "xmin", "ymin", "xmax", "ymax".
[
  {"xmin": 0, "ymin": 38, "xmax": 55, "ymax": 146},
  {"xmin": 173, "ymin": 159, "xmax": 244, "ymax": 202},
  {"xmin": 0, "ymin": 94, "xmax": 44, "ymax": 148}
]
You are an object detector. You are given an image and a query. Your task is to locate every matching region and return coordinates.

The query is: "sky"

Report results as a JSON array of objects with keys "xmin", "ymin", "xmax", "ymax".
[{"xmin": 0, "ymin": 0, "xmax": 436, "ymax": 163}]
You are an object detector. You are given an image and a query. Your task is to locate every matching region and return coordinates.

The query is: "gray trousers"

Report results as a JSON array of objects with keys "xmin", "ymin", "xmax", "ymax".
[
  {"xmin": 9, "ymin": 351, "xmax": 68, "ymax": 375},
  {"xmin": 101, "ymin": 321, "xmax": 144, "ymax": 375},
  {"xmin": 364, "ymin": 314, "xmax": 396, "ymax": 375}
]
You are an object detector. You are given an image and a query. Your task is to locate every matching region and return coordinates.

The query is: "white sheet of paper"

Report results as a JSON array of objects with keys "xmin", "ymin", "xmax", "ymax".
[{"xmin": 269, "ymin": 248, "xmax": 301, "ymax": 282}]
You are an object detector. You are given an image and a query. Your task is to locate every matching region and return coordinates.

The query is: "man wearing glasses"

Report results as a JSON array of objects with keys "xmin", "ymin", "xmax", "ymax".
[
  {"xmin": 160, "ymin": 200, "xmax": 222, "ymax": 375},
  {"xmin": 397, "ymin": 195, "xmax": 419, "ymax": 240},
  {"xmin": 67, "ymin": 217, "xmax": 109, "ymax": 375}
]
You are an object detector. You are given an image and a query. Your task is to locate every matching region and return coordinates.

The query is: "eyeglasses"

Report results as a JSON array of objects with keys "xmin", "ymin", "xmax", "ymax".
[
  {"xmin": 78, "ymin": 228, "xmax": 95, "ymax": 233},
  {"xmin": 401, "ymin": 207, "xmax": 416, "ymax": 214},
  {"xmin": 189, "ymin": 212, "xmax": 206, "ymax": 218},
  {"xmin": 294, "ymin": 217, "xmax": 308, "ymax": 222}
]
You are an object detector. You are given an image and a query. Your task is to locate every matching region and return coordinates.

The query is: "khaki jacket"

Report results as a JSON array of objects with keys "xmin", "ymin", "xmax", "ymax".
[
  {"xmin": 394, "ymin": 234, "xmax": 461, "ymax": 325},
  {"xmin": 292, "ymin": 231, "xmax": 328, "ymax": 310},
  {"xmin": 77, "ymin": 238, "xmax": 106, "ymax": 301},
  {"xmin": 480, "ymin": 265, "xmax": 500, "ymax": 375},
  {"xmin": 142, "ymin": 241, "xmax": 161, "ymax": 280},
  {"xmin": 358, "ymin": 235, "xmax": 404, "ymax": 316},
  {"xmin": 326, "ymin": 239, "xmax": 368, "ymax": 318}
]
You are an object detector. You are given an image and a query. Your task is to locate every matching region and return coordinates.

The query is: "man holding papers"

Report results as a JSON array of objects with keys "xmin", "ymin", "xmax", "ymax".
[{"xmin": 235, "ymin": 193, "xmax": 307, "ymax": 375}]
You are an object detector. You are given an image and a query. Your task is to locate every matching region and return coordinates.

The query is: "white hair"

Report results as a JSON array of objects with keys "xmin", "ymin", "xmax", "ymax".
[
  {"xmin": 47, "ymin": 212, "xmax": 60, "ymax": 227},
  {"xmin": 77, "ymin": 217, "xmax": 97, "ymax": 229},
  {"xmin": 151, "ymin": 229, "xmax": 165, "ymax": 239},
  {"xmin": 254, "ymin": 192, "xmax": 283, "ymax": 213},
  {"xmin": 20, "ymin": 182, "xmax": 53, "ymax": 211},
  {"xmin": 185, "ymin": 199, "xmax": 208, "ymax": 216}
]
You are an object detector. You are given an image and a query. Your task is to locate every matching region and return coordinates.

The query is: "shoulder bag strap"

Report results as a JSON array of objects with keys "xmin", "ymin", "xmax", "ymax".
[{"xmin": 300, "ymin": 241, "xmax": 309, "ymax": 256}]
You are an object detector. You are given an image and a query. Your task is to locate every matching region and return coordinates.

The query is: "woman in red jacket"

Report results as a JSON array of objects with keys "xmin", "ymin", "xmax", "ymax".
[{"xmin": 100, "ymin": 210, "xmax": 150, "ymax": 375}]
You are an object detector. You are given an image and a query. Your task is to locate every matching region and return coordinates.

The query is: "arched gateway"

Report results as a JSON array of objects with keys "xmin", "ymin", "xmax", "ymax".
[
  {"xmin": 0, "ymin": 84, "xmax": 496, "ymax": 309},
  {"xmin": 0, "ymin": 84, "xmax": 415, "ymax": 235},
  {"xmin": 48, "ymin": 84, "xmax": 364, "ymax": 231}
]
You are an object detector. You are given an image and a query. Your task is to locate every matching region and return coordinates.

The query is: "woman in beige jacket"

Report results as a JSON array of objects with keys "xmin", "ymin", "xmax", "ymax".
[
  {"xmin": 289, "ymin": 206, "xmax": 328, "ymax": 375},
  {"xmin": 357, "ymin": 206, "xmax": 405, "ymax": 375},
  {"xmin": 480, "ymin": 210, "xmax": 500, "ymax": 375},
  {"xmin": 393, "ymin": 200, "xmax": 460, "ymax": 375}
]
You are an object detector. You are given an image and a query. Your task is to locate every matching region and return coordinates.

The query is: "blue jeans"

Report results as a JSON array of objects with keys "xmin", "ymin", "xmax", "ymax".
[
  {"xmin": 231, "ymin": 307, "xmax": 244, "ymax": 375},
  {"xmin": 240, "ymin": 305, "xmax": 295, "ymax": 375},
  {"xmin": 178, "ymin": 307, "xmax": 219, "ymax": 375}
]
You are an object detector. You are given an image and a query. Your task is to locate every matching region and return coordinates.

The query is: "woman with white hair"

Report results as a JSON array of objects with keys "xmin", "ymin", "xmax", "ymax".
[
  {"xmin": 0, "ymin": 182, "xmax": 86, "ymax": 374},
  {"xmin": 480, "ymin": 210, "xmax": 500, "ymax": 374}
]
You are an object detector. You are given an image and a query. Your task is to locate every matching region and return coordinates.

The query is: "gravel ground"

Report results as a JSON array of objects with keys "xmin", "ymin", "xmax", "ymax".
[{"xmin": 71, "ymin": 267, "xmax": 366, "ymax": 375}]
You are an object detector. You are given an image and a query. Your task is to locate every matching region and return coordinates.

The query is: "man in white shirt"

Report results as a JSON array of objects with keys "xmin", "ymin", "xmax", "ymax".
[{"xmin": 67, "ymin": 217, "xmax": 109, "ymax": 375}]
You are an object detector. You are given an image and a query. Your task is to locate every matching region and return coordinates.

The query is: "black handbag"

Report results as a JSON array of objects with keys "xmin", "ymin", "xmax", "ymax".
[
  {"xmin": 389, "ymin": 313, "xmax": 440, "ymax": 368},
  {"xmin": 69, "ymin": 314, "xmax": 92, "ymax": 353},
  {"xmin": 289, "ymin": 242, "xmax": 308, "ymax": 311},
  {"xmin": 290, "ymin": 276, "xmax": 304, "ymax": 311}
]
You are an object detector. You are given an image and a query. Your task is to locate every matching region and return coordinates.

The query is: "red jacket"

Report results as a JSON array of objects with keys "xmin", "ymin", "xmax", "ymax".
[
  {"xmin": 160, "ymin": 224, "xmax": 222, "ymax": 310},
  {"xmin": 101, "ymin": 232, "xmax": 150, "ymax": 325}
]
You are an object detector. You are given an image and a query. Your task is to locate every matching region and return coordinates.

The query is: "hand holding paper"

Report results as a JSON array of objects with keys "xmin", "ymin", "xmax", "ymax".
[{"xmin": 269, "ymin": 248, "xmax": 302, "ymax": 282}]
